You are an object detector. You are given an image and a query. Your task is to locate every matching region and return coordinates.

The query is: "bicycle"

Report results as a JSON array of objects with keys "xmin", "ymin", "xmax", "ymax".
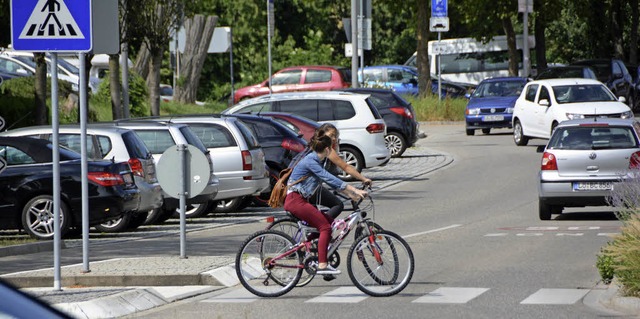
[{"xmin": 235, "ymin": 188, "xmax": 414, "ymax": 298}]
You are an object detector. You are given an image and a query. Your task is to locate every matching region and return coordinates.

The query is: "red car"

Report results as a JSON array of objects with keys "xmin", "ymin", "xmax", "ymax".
[
  {"xmin": 259, "ymin": 112, "xmax": 320, "ymax": 142},
  {"xmin": 233, "ymin": 66, "xmax": 351, "ymax": 104}
]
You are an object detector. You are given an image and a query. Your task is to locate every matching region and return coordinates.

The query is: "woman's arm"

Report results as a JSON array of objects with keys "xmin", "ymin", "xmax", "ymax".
[{"xmin": 327, "ymin": 148, "xmax": 372, "ymax": 185}]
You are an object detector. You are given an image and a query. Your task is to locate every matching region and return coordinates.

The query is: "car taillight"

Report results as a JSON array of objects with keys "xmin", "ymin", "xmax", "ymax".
[
  {"xmin": 88, "ymin": 172, "xmax": 124, "ymax": 186},
  {"xmin": 366, "ymin": 123, "xmax": 385, "ymax": 134},
  {"xmin": 541, "ymin": 152, "xmax": 558, "ymax": 171},
  {"xmin": 128, "ymin": 158, "xmax": 144, "ymax": 177},
  {"xmin": 281, "ymin": 138, "xmax": 306, "ymax": 153},
  {"xmin": 241, "ymin": 150, "xmax": 253, "ymax": 171},
  {"xmin": 389, "ymin": 107, "xmax": 413, "ymax": 119},
  {"xmin": 630, "ymin": 151, "xmax": 640, "ymax": 169}
]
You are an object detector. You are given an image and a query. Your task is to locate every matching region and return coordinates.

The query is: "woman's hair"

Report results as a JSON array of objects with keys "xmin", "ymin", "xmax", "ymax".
[
  {"xmin": 316, "ymin": 123, "xmax": 338, "ymax": 138},
  {"xmin": 309, "ymin": 135, "xmax": 333, "ymax": 153}
]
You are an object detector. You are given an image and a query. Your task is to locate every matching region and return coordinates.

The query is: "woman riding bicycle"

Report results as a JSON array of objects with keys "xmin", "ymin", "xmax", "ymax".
[
  {"xmin": 284, "ymin": 133, "xmax": 368, "ymax": 275},
  {"xmin": 293, "ymin": 123, "xmax": 372, "ymax": 219}
]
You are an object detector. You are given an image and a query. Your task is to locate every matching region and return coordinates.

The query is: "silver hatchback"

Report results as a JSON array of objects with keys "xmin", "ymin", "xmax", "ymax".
[{"xmin": 538, "ymin": 118, "xmax": 640, "ymax": 220}]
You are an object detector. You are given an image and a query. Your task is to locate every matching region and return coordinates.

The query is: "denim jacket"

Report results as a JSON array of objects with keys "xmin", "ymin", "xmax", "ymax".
[{"xmin": 288, "ymin": 151, "xmax": 347, "ymax": 199}]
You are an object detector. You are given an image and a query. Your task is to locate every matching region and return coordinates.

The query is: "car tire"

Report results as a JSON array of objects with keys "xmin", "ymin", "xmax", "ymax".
[
  {"xmin": 385, "ymin": 132, "xmax": 407, "ymax": 158},
  {"xmin": 338, "ymin": 146, "xmax": 364, "ymax": 181},
  {"xmin": 466, "ymin": 129, "xmax": 475, "ymax": 136},
  {"xmin": 22, "ymin": 195, "xmax": 71, "ymax": 240},
  {"xmin": 482, "ymin": 128, "xmax": 491, "ymax": 135},
  {"xmin": 212, "ymin": 197, "xmax": 245, "ymax": 213},
  {"xmin": 95, "ymin": 212, "xmax": 134, "ymax": 233},
  {"xmin": 170, "ymin": 203, "xmax": 213, "ymax": 219},
  {"xmin": 126, "ymin": 211, "xmax": 149, "ymax": 230},
  {"xmin": 513, "ymin": 120, "xmax": 529, "ymax": 146},
  {"xmin": 539, "ymin": 199, "xmax": 552, "ymax": 220}
]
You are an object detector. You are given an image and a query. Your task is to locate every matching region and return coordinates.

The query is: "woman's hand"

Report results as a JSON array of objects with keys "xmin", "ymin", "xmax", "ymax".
[{"xmin": 345, "ymin": 185, "xmax": 368, "ymax": 201}]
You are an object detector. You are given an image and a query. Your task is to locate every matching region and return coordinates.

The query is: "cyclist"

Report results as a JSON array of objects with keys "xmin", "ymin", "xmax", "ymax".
[
  {"xmin": 292, "ymin": 123, "xmax": 372, "ymax": 219},
  {"xmin": 284, "ymin": 133, "xmax": 368, "ymax": 275}
]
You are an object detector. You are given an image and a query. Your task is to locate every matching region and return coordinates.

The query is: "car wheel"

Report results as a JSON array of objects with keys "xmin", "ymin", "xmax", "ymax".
[
  {"xmin": 149, "ymin": 207, "xmax": 176, "ymax": 224},
  {"xmin": 466, "ymin": 129, "xmax": 475, "ymax": 136},
  {"xmin": 513, "ymin": 120, "xmax": 529, "ymax": 146},
  {"xmin": 212, "ymin": 197, "xmax": 245, "ymax": 213},
  {"xmin": 95, "ymin": 212, "xmax": 133, "ymax": 233},
  {"xmin": 539, "ymin": 199, "xmax": 552, "ymax": 220},
  {"xmin": 126, "ymin": 211, "xmax": 149, "ymax": 230},
  {"xmin": 22, "ymin": 195, "xmax": 70, "ymax": 240},
  {"xmin": 338, "ymin": 146, "xmax": 364, "ymax": 181},
  {"xmin": 482, "ymin": 128, "xmax": 491, "ymax": 135},
  {"xmin": 171, "ymin": 203, "xmax": 213, "ymax": 218},
  {"xmin": 385, "ymin": 132, "xmax": 407, "ymax": 158}
]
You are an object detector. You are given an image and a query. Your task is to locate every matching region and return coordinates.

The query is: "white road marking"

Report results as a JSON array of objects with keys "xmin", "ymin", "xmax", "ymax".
[
  {"xmin": 201, "ymin": 288, "xmax": 259, "ymax": 303},
  {"xmin": 412, "ymin": 287, "xmax": 489, "ymax": 304},
  {"xmin": 403, "ymin": 224, "xmax": 462, "ymax": 239},
  {"xmin": 484, "ymin": 233, "xmax": 508, "ymax": 237},
  {"xmin": 306, "ymin": 287, "xmax": 369, "ymax": 303},
  {"xmin": 520, "ymin": 288, "xmax": 589, "ymax": 305}
]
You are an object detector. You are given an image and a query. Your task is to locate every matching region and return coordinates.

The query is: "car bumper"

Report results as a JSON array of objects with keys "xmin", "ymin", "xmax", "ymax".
[
  {"xmin": 135, "ymin": 178, "xmax": 163, "ymax": 212},
  {"xmin": 465, "ymin": 114, "xmax": 513, "ymax": 130},
  {"xmin": 538, "ymin": 180, "xmax": 616, "ymax": 207},
  {"xmin": 211, "ymin": 176, "xmax": 270, "ymax": 201},
  {"xmin": 71, "ymin": 188, "xmax": 140, "ymax": 225}
]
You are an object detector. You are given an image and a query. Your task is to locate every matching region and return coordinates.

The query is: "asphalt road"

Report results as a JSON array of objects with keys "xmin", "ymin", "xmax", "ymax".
[{"xmin": 123, "ymin": 124, "xmax": 625, "ymax": 319}]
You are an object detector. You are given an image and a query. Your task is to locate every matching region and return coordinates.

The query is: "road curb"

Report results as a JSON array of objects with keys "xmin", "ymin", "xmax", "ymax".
[{"xmin": 0, "ymin": 241, "xmax": 63, "ymax": 257}]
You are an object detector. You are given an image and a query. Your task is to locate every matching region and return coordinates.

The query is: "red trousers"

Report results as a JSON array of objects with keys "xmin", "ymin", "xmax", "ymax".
[{"xmin": 284, "ymin": 192, "xmax": 334, "ymax": 263}]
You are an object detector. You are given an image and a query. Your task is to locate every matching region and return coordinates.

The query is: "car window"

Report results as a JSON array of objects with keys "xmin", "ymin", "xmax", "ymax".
[
  {"xmin": 365, "ymin": 98, "xmax": 383, "ymax": 119},
  {"xmin": 242, "ymin": 120, "xmax": 282, "ymax": 143},
  {"xmin": 271, "ymin": 70, "xmax": 302, "ymax": 85},
  {"xmin": 122, "ymin": 131, "xmax": 151, "ymax": 159},
  {"xmin": 96, "ymin": 135, "xmax": 112, "ymax": 158},
  {"xmin": 539, "ymin": 86, "xmax": 550, "ymax": 103},
  {"xmin": 525, "ymin": 84, "xmax": 538, "ymax": 102},
  {"xmin": 0, "ymin": 145, "xmax": 35, "ymax": 165},
  {"xmin": 363, "ymin": 68, "xmax": 383, "ymax": 82},
  {"xmin": 234, "ymin": 120, "xmax": 261, "ymax": 149},
  {"xmin": 337, "ymin": 68, "xmax": 352, "ymax": 83},
  {"xmin": 553, "ymin": 84, "xmax": 617, "ymax": 104},
  {"xmin": 388, "ymin": 69, "xmax": 405, "ymax": 83},
  {"xmin": 238, "ymin": 102, "xmax": 272, "ymax": 113},
  {"xmin": 549, "ymin": 126, "xmax": 638, "ymax": 150},
  {"xmin": 334, "ymin": 100, "xmax": 356, "ymax": 120},
  {"xmin": 0, "ymin": 58, "xmax": 32, "ymax": 75},
  {"xmin": 56, "ymin": 134, "xmax": 97, "ymax": 158},
  {"xmin": 317, "ymin": 100, "xmax": 333, "ymax": 121},
  {"xmin": 189, "ymin": 124, "xmax": 237, "ymax": 148},
  {"xmin": 179, "ymin": 126, "xmax": 209, "ymax": 153},
  {"xmin": 613, "ymin": 62, "xmax": 622, "ymax": 77},
  {"xmin": 134, "ymin": 130, "xmax": 176, "ymax": 154},
  {"xmin": 279, "ymin": 100, "xmax": 318, "ymax": 121},
  {"xmin": 304, "ymin": 69, "xmax": 332, "ymax": 84}
]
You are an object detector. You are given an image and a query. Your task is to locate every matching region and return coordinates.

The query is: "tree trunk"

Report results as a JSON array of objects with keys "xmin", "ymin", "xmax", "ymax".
[
  {"xmin": 134, "ymin": 41, "xmax": 151, "ymax": 81},
  {"xmin": 416, "ymin": 0, "xmax": 431, "ymax": 98},
  {"xmin": 109, "ymin": 54, "xmax": 122, "ymax": 120},
  {"xmin": 149, "ymin": 50, "xmax": 163, "ymax": 116},
  {"xmin": 534, "ymin": 16, "xmax": 548, "ymax": 73},
  {"xmin": 34, "ymin": 53, "xmax": 48, "ymax": 125},
  {"xmin": 174, "ymin": 15, "xmax": 218, "ymax": 104},
  {"xmin": 502, "ymin": 17, "xmax": 518, "ymax": 76},
  {"xmin": 630, "ymin": 0, "xmax": 638, "ymax": 64},
  {"xmin": 611, "ymin": 0, "xmax": 625, "ymax": 59}
]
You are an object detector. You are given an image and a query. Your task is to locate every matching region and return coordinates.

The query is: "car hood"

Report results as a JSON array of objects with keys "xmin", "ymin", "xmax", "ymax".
[
  {"xmin": 467, "ymin": 96, "xmax": 518, "ymax": 109},
  {"xmin": 559, "ymin": 101, "xmax": 631, "ymax": 114}
]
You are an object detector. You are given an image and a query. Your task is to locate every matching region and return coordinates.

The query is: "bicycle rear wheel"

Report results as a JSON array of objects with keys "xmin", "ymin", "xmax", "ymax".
[
  {"xmin": 347, "ymin": 230, "xmax": 414, "ymax": 297},
  {"xmin": 235, "ymin": 230, "xmax": 302, "ymax": 297},
  {"xmin": 266, "ymin": 218, "xmax": 316, "ymax": 287}
]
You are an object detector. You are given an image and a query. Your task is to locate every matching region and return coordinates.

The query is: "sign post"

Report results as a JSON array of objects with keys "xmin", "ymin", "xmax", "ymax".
[
  {"xmin": 518, "ymin": 0, "xmax": 533, "ymax": 77},
  {"xmin": 430, "ymin": 0, "xmax": 449, "ymax": 101}
]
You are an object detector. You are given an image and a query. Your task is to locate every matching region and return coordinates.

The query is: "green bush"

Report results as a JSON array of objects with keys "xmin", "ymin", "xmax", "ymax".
[
  {"xmin": 603, "ymin": 215, "xmax": 640, "ymax": 297},
  {"xmin": 405, "ymin": 95, "xmax": 467, "ymax": 122},
  {"xmin": 93, "ymin": 71, "xmax": 149, "ymax": 118},
  {"xmin": 596, "ymin": 245, "xmax": 615, "ymax": 284}
]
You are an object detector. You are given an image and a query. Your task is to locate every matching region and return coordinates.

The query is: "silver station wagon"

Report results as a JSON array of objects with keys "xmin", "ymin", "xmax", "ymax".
[{"xmin": 537, "ymin": 118, "xmax": 640, "ymax": 220}]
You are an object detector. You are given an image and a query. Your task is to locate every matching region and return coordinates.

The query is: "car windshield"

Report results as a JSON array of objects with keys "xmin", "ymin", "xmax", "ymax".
[
  {"xmin": 552, "ymin": 84, "xmax": 617, "ymax": 104},
  {"xmin": 472, "ymin": 80, "xmax": 525, "ymax": 98},
  {"xmin": 548, "ymin": 126, "xmax": 638, "ymax": 150},
  {"xmin": 537, "ymin": 68, "xmax": 584, "ymax": 79}
]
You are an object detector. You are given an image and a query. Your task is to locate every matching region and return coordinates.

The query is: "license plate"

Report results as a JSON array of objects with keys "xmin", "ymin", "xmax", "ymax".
[
  {"xmin": 573, "ymin": 182, "xmax": 613, "ymax": 191},
  {"xmin": 123, "ymin": 173, "xmax": 133, "ymax": 185},
  {"xmin": 482, "ymin": 115, "xmax": 504, "ymax": 122}
]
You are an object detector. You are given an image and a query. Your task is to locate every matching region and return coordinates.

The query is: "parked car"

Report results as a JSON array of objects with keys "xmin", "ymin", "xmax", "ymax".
[
  {"xmin": 223, "ymin": 91, "xmax": 391, "ymax": 179},
  {"xmin": 465, "ymin": 77, "xmax": 529, "ymax": 136},
  {"xmin": 625, "ymin": 63, "xmax": 640, "ymax": 112},
  {"xmin": 109, "ymin": 120, "xmax": 219, "ymax": 222},
  {"xmin": 232, "ymin": 65, "xmax": 352, "ymax": 104},
  {"xmin": 142, "ymin": 115, "xmax": 269, "ymax": 215},
  {"xmin": 0, "ymin": 136, "xmax": 139, "ymax": 239},
  {"xmin": 0, "ymin": 125, "xmax": 163, "ymax": 231},
  {"xmin": 338, "ymin": 87, "xmax": 420, "ymax": 157},
  {"xmin": 358, "ymin": 65, "xmax": 467, "ymax": 98},
  {"xmin": 570, "ymin": 59, "xmax": 634, "ymax": 108},
  {"xmin": 535, "ymin": 66, "xmax": 597, "ymax": 81},
  {"xmin": 537, "ymin": 118, "xmax": 640, "ymax": 220},
  {"xmin": 224, "ymin": 113, "xmax": 308, "ymax": 206},
  {"xmin": 256, "ymin": 112, "xmax": 321, "ymax": 142},
  {"xmin": 512, "ymin": 78, "xmax": 633, "ymax": 146}
]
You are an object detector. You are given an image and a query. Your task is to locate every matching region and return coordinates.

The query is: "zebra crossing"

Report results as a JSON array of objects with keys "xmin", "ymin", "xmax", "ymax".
[{"xmin": 201, "ymin": 286, "xmax": 593, "ymax": 305}]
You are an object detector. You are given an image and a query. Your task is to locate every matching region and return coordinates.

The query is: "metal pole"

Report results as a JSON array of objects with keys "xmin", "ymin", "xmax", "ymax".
[
  {"xmin": 359, "ymin": 0, "xmax": 364, "ymax": 87},
  {"xmin": 523, "ymin": 0, "xmax": 530, "ymax": 77},
  {"xmin": 351, "ymin": 0, "xmax": 358, "ymax": 88},
  {"xmin": 121, "ymin": 44, "xmax": 130, "ymax": 118},
  {"xmin": 230, "ymin": 28, "xmax": 234, "ymax": 104},
  {"xmin": 438, "ymin": 32, "xmax": 442, "ymax": 101},
  {"xmin": 267, "ymin": 0, "xmax": 273, "ymax": 95},
  {"xmin": 51, "ymin": 53, "xmax": 61, "ymax": 291},
  {"xmin": 178, "ymin": 144, "xmax": 187, "ymax": 258},
  {"xmin": 80, "ymin": 53, "xmax": 90, "ymax": 273}
]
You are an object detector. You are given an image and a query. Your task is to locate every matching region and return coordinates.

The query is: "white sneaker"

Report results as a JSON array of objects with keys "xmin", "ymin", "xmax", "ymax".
[{"xmin": 316, "ymin": 265, "xmax": 341, "ymax": 275}]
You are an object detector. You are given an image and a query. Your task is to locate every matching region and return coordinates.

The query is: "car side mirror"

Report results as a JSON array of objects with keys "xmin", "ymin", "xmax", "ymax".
[
  {"xmin": 536, "ymin": 145, "xmax": 546, "ymax": 153},
  {"xmin": 465, "ymin": 93, "xmax": 471, "ymax": 99},
  {"xmin": 539, "ymin": 99, "xmax": 550, "ymax": 107},
  {"xmin": 618, "ymin": 96, "xmax": 627, "ymax": 103}
]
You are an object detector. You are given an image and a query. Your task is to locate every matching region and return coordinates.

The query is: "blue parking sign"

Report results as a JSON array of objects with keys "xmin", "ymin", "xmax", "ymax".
[
  {"xmin": 11, "ymin": 0, "xmax": 92, "ymax": 52},
  {"xmin": 432, "ymin": 0, "xmax": 448, "ymax": 18}
]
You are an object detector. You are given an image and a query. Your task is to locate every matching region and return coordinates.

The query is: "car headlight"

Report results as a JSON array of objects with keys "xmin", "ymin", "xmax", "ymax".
[
  {"xmin": 466, "ymin": 108, "xmax": 480, "ymax": 115},
  {"xmin": 566, "ymin": 113, "xmax": 585, "ymax": 120},
  {"xmin": 621, "ymin": 111, "xmax": 634, "ymax": 119},
  {"xmin": 506, "ymin": 107, "xmax": 514, "ymax": 114}
]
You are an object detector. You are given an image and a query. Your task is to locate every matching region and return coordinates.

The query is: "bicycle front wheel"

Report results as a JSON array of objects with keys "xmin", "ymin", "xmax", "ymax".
[
  {"xmin": 235, "ymin": 230, "xmax": 303, "ymax": 297},
  {"xmin": 347, "ymin": 230, "xmax": 414, "ymax": 297},
  {"xmin": 266, "ymin": 218, "xmax": 316, "ymax": 287}
]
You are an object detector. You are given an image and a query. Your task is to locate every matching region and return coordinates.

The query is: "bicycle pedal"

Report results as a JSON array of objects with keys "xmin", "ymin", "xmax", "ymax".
[{"xmin": 322, "ymin": 275, "xmax": 337, "ymax": 281}]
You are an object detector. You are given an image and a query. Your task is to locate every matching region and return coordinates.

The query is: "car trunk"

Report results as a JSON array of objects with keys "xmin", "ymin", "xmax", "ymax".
[{"xmin": 554, "ymin": 149, "xmax": 634, "ymax": 178}]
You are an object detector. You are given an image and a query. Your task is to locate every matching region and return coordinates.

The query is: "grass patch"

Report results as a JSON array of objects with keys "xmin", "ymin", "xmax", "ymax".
[
  {"xmin": 0, "ymin": 237, "xmax": 37, "ymax": 247},
  {"xmin": 405, "ymin": 95, "xmax": 467, "ymax": 122}
]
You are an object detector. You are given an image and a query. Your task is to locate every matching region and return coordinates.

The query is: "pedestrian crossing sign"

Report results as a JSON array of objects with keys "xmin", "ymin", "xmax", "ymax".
[{"xmin": 11, "ymin": 0, "xmax": 92, "ymax": 52}]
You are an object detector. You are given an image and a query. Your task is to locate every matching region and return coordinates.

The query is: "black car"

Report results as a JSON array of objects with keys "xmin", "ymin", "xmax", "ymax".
[
  {"xmin": 625, "ymin": 63, "xmax": 640, "ymax": 112},
  {"xmin": 570, "ymin": 59, "xmax": 634, "ymax": 108},
  {"xmin": 339, "ymin": 88, "xmax": 420, "ymax": 157},
  {"xmin": 535, "ymin": 66, "xmax": 598, "ymax": 81},
  {"xmin": 224, "ymin": 113, "xmax": 307, "ymax": 205},
  {"xmin": 0, "ymin": 136, "xmax": 139, "ymax": 239}
]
